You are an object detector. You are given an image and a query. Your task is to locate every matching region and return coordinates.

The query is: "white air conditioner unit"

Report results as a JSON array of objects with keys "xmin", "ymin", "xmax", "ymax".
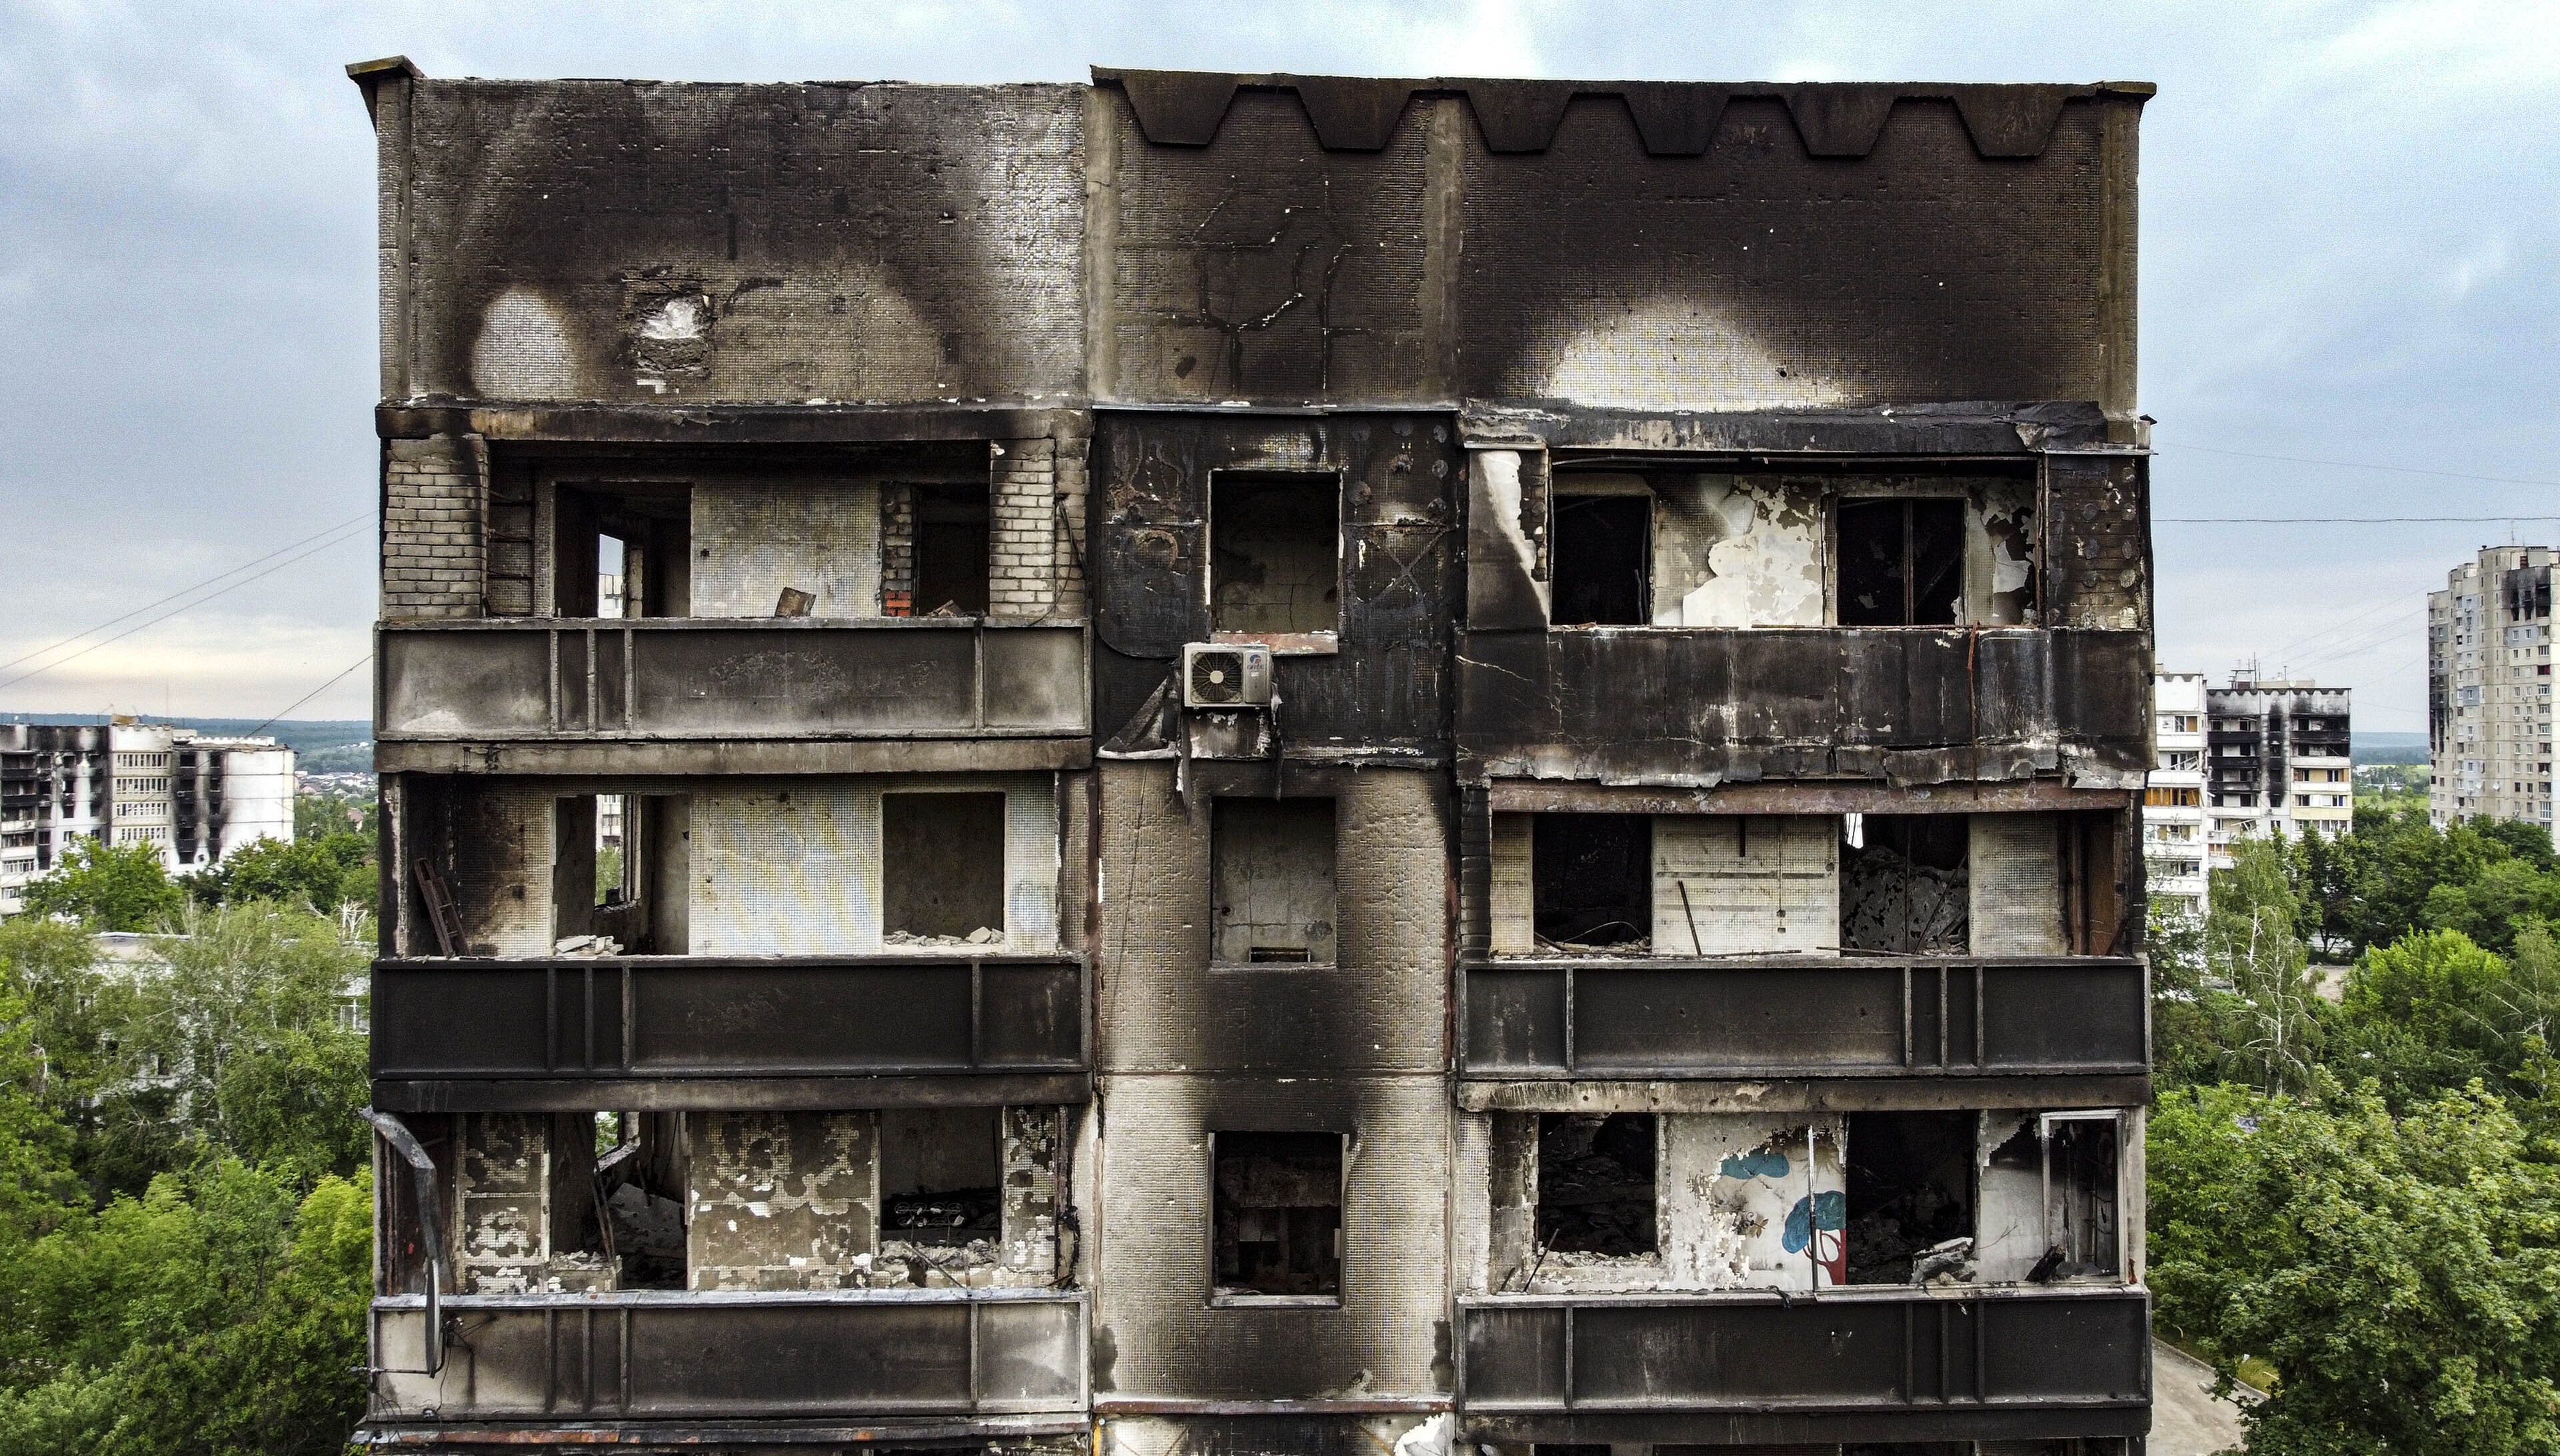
[{"xmin": 1182, "ymin": 642, "xmax": 1274, "ymax": 710}]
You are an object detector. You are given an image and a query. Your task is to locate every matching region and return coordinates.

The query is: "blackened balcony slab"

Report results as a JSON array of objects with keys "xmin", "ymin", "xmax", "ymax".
[
  {"xmin": 1460, "ymin": 956, "xmax": 2146, "ymax": 1101},
  {"xmin": 1455, "ymin": 627, "xmax": 2147, "ymax": 787},
  {"xmin": 368, "ymin": 1289, "xmax": 1086, "ymax": 1425},
  {"xmin": 371, "ymin": 954, "xmax": 1088, "ymax": 1109},
  {"xmin": 1458, "ymin": 1288, "xmax": 2149, "ymax": 1446},
  {"xmin": 377, "ymin": 619, "xmax": 1088, "ymax": 743}
]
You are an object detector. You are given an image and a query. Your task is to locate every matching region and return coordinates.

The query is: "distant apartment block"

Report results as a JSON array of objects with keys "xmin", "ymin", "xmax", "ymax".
[
  {"xmin": 2146, "ymin": 671, "xmax": 2207, "ymax": 913},
  {"xmin": 2203, "ymin": 673, "xmax": 2351, "ymax": 868},
  {"xmin": 1, "ymin": 716, "xmax": 295, "ymax": 916},
  {"xmin": 2430, "ymin": 546, "xmax": 2555, "ymax": 836}
]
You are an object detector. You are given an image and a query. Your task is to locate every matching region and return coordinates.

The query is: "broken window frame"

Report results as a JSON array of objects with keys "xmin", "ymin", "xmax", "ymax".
[
  {"xmin": 1832, "ymin": 491, "xmax": 1970, "ymax": 628},
  {"xmin": 537, "ymin": 472, "xmax": 696, "ymax": 620},
  {"xmin": 2036, "ymin": 1109, "xmax": 2125, "ymax": 1281},
  {"xmin": 1206, "ymin": 468, "xmax": 1344, "ymax": 650},
  {"xmin": 1533, "ymin": 1111, "xmax": 1662, "ymax": 1262},
  {"xmin": 880, "ymin": 789, "xmax": 1010, "ymax": 947},
  {"xmin": 1207, "ymin": 1129, "xmax": 1347, "ymax": 1307}
]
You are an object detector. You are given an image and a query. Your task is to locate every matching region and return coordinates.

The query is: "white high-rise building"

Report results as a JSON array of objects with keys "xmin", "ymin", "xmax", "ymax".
[
  {"xmin": 2429, "ymin": 546, "xmax": 2555, "ymax": 837},
  {"xmin": 2145, "ymin": 671, "xmax": 2207, "ymax": 914}
]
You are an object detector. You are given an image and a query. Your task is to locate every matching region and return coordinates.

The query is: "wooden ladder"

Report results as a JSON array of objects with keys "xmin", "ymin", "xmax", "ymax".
[{"xmin": 411, "ymin": 860, "xmax": 466, "ymax": 958}]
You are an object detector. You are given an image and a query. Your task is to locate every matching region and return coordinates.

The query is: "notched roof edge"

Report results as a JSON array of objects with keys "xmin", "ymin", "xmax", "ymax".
[{"xmin": 1093, "ymin": 68, "xmax": 2153, "ymax": 159}]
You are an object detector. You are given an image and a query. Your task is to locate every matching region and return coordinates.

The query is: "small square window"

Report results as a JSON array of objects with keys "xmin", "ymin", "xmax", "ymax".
[
  {"xmin": 1211, "ymin": 472, "xmax": 1339, "ymax": 634},
  {"xmin": 1536, "ymin": 1112, "xmax": 1657, "ymax": 1255},
  {"xmin": 882, "ymin": 792, "xmax": 1007, "ymax": 944},
  {"xmin": 1212, "ymin": 1131, "xmax": 1342, "ymax": 1302}
]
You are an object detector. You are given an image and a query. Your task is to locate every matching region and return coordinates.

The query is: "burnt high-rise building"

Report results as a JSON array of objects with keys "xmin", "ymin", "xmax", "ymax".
[{"xmin": 353, "ymin": 59, "xmax": 2157, "ymax": 1456}]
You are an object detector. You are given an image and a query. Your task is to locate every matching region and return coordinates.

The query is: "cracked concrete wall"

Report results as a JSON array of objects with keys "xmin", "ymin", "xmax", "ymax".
[{"xmin": 686, "ymin": 1109, "xmax": 879, "ymax": 1291}]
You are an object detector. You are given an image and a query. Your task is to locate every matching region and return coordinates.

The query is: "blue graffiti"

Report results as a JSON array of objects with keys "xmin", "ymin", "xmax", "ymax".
[
  {"xmin": 1719, "ymin": 1147, "xmax": 1792, "ymax": 1180},
  {"xmin": 1781, "ymin": 1191, "xmax": 1847, "ymax": 1253}
]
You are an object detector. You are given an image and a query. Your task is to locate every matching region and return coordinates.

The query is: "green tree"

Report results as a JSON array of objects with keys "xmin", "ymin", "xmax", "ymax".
[
  {"xmin": 0, "ymin": 1162, "xmax": 372, "ymax": 1455},
  {"xmin": 0, "ymin": 982, "xmax": 78, "ymax": 1247},
  {"xmin": 2169, "ymin": 1081, "xmax": 2560, "ymax": 1456},
  {"xmin": 16, "ymin": 841, "xmax": 181, "ymax": 933},
  {"xmin": 183, "ymin": 832, "xmax": 375, "ymax": 916}
]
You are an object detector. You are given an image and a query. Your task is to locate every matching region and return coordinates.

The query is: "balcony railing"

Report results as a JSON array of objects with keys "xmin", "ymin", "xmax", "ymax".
[
  {"xmin": 369, "ymin": 1289, "xmax": 1086, "ymax": 1424},
  {"xmin": 377, "ymin": 619, "xmax": 1087, "ymax": 741},
  {"xmin": 371, "ymin": 954, "xmax": 1086, "ymax": 1107},
  {"xmin": 1458, "ymin": 1289, "xmax": 2149, "ymax": 1445},
  {"xmin": 1460, "ymin": 956, "xmax": 2147, "ymax": 1082},
  {"xmin": 1455, "ymin": 627, "xmax": 2147, "ymax": 783}
]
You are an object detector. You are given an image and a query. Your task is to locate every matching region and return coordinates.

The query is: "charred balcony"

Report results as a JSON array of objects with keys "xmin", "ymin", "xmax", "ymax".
[
  {"xmin": 367, "ymin": 1288, "xmax": 1087, "ymax": 1431},
  {"xmin": 372, "ymin": 953, "xmax": 1088, "ymax": 1111},
  {"xmin": 1460, "ymin": 954, "xmax": 2146, "ymax": 1103},
  {"xmin": 1456, "ymin": 1287, "xmax": 2150, "ymax": 1447},
  {"xmin": 1459, "ymin": 452, "xmax": 2151, "ymax": 788},
  {"xmin": 376, "ymin": 618, "xmax": 1088, "ymax": 770}
]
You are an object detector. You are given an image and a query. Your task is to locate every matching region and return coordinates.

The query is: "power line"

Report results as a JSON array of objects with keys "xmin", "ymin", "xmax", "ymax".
[
  {"xmin": 2163, "ymin": 443, "xmax": 2560, "ymax": 490},
  {"xmin": 0, "ymin": 519, "xmax": 373, "ymax": 694},
  {"xmin": 243, "ymin": 654, "xmax": 373, "ymax": 737},
  {"xmin": 2261, "ymin": 597, "xmax": 2416, "ymax": 664},
  {"xmin": 0, "ymin": 510, "xmax": 372, "ymax": 673},
  {"xmin": 2160, "ymin": 515, "xmax": 2560, "ymax": 524}
]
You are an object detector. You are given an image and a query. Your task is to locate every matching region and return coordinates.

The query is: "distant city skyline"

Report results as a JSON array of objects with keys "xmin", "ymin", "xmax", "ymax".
[{"xmin": 3, "ymin": 1, "xmax": 2553, "ymax": 728}]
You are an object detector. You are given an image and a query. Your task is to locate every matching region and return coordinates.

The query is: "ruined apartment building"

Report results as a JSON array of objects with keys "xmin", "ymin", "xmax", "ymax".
[
  {"xmin": 2431, "ymin": 545, "xmax": 2555, "ymax": 838},
  {"xmin": 353, "ymin": 58, "xmax": 2156, "ymax": 1456}
]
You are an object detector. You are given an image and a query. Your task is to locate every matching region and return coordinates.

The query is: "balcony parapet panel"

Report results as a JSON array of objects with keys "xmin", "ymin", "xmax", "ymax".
[
  {"xmin": 1457, "ymin": 1287, "xmax": 2150, "ymax": 1447},
  {"xmin": 1460, "ymin": 955, "xmax": 2147, "ymax": 1109},
  {"xmin": 377, "ymin": 618, "xmax": 1088, "ymax": 760},
  {"xmin": 367, "ymin": 1289, "xmax": 1087, "ymax": 1427},
  {"xmin": 1456, "ymin": 626, "xmax": 2147, "ymax": 789},
  {"xmin": 371, "ymin": 954, "xmax": 1088, "ymax": 1109}
]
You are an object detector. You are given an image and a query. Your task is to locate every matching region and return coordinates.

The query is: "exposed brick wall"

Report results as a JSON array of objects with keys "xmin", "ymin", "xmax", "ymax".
[
  {"xmin": 878, "ymin": 484, "xmax": 916, "ymax": 616},
  {"xmin": 1052, "ymin": 419, "xmax": 1091, "ymax": 621},
  {"xmin": 383, "ymin": 434, "xmax": 486, "ymax": 619},
  {"xmin": 990, "ymin": 437, "xmax": 1058, "ymax": 620}
]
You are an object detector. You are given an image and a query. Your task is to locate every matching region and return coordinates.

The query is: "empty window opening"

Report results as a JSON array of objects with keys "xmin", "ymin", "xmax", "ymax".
[
  {"xmin": 1212, "ymin": 1131, "xmax": 1343, "ymax": 1300},
  {"xmin": 882, "ymin": 792, "xmax": 1007, "ymax": 946},
  {"xmin": 1532, "ymin": 814, "xmax": 1650, "ymax": 951},
  {"xmin": 880, "ymin": 1107, "xmax": 1001, "ymax": 1258},
  {"xmin": 551, "ymin": 482, "xmax": 691, "ymax": 618},
  {"xmin": 1211, "ymin": 473, "xmax": 1340, "ymax": 634},
  {"xmin": 1838, "ymin": 497, "xmax": 1963, "ymax": 626},
  {"xmin": 1845, "ymin": 1112, "xmax": 1976, "ymax": 1285},
  {"xmin": 912, "ymin": 481, "xmax": 990, "ymax": 616},
  {"xmin": 596, "ymin": 1110, "xmax": 688, "ymax": 1289},
  {"xmin": 1536, "ymin": 1112, "xmax": 1658, "ymax": 1256},
  {"xmin": 1212, "ymin": 798, "xmax": 1337, "ymax": 964},
  {"xmin": 2040, "ymin": 1115, "xmax": 2121, "ymax": 1280},
  {"xmin": 594, "ymin": 793, "xmax": 628, "ymax": 908},
  {"xmin": 1550, "ymin": 494, "xmax": 1650, "ymax": 626},
  {"xmin": 1841, "ymin": 814, "xmax": 1970, "ymax": 954}
]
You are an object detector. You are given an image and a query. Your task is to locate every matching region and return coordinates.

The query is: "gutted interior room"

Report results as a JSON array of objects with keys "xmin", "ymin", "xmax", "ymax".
[
  {"xmin": 392, "ymin": 774, "xmax": 1058, "ymax": 956},
  {"xmin": 1210, "ymin": 471, "xmax": 1340, "ymax": 636},
  {"xmin": 1480, "ymin": 1108, "xmax": 2128, "ymax": 1295},
  {"xmin": 493, "ymin": 443, "xmax": 1058, "ymax": 620},
  {"xmin": 1489, "ymin": 812, "xmax": 2099, "ymax": 958},
  {"xmin": 1211, "ymin": 1131, "xmax": 1344, "ymax": 1301},
  {"xmin": 1536, "ymin": 468, "xmax": 2036, "ymax": 628},
  {"xmin": 1210, "ymin": 797, "xmax": 1338, "ymax": 964},
  {"xmin": 385, "ymin": 1105, "xmax": 1066, "ymax": 1296}
]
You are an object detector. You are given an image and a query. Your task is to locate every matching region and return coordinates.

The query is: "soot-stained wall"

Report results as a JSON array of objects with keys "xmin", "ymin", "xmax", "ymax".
[
  {"xmin": 1092, "ymin": 76, "xmax": 2144, "ymax": 412},
  {"xmin": 1092, "ymin": 760, "xmax": 1450, "ymax": 1400},
  {"xmin": 1092, "ymin": 412, "xmax": 1460, "ymax": 752},
  {"xmin": 388, "ymin": 80, "xmax": 1086, "ymax": 406}
]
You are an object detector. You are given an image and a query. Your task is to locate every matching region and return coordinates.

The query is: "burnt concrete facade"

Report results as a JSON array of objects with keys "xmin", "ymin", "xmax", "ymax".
[{"xmin": 355, "ymin": 57, "xmax": 2154, "ymax": 1456}]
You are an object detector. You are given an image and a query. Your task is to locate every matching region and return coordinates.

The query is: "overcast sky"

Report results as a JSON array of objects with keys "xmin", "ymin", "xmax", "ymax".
[{"xmin": 2, "ymin": 0, "xmax": 2553, "ymax": 728}]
